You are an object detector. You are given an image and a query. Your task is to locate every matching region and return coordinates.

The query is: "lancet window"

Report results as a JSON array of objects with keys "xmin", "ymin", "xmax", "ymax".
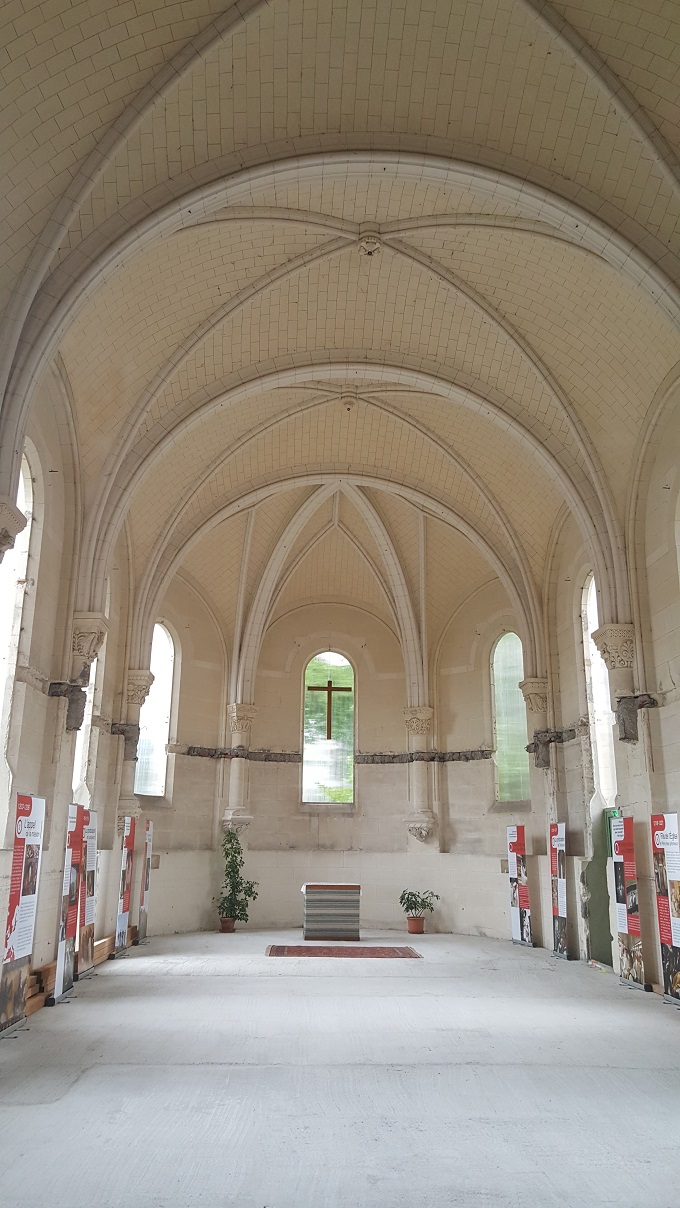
[
  {"xmin": 491, "ymin": 631, "xmax": 530, "ymax": 802},
  {"xmin": 135, "ymin": 623, "xmax": 176, "ymax": 796},
  {"xmin": 302, "ymin": 651, "xmax": 354, "ymax": 804},
  {"xmin": 582, "ymin": 576, "xmax": 616, "ymax": 807}
]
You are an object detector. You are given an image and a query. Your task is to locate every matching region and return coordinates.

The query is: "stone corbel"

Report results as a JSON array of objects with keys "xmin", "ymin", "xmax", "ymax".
[
  {"xmin": 526, "ymin": 728, "xmax": 576, "ymax": 768},
  {"xmin": 111, "ymin": 722, "xmax": 140, "ymax": 761},
  {"xmin": 47, "ymin": 682, "xmax": 86, "ymax": 731},
  {"xmin": 221, "ymin": 810, "xmax": 253, "ymax": 834},
  {"xmin": 591, "ymin": 624, "xmax": 635, "ymax": 671},
  {"xmin": 126, "ymin": 669, "xmax": 155, "ymax": 707},
  {"xmin": 71, "ymin": 613, "xmax": 108, "ymax": 684},
  {"xmin": 0, "ymin": 494, "xmax": 27, "ymax": 564},
  {"xmin": 406, "ymin": 814, "xmax": 436, "ymax": 842},
  {"xmin": 519, "ymin": 679, "xmax": 548, "ymax": 714},
  {"xmin": 615, "ymin": 694, "xmax": 658, "ymax": 742}
]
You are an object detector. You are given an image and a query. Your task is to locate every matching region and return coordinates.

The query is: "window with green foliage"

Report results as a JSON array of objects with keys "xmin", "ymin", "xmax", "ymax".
[
  {"xmin": 302, "ymin": 652, "xmax": 354, "ymax": 804},
  {"xmin": 491, "ymin": 632, "xmax": 530, "ymax": 801}
]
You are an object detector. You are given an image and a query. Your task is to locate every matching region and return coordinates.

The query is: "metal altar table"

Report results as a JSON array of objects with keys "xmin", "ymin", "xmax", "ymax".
[{"xmin": 301, "ymin": 882, "xmax": 361, "ymax": 940}]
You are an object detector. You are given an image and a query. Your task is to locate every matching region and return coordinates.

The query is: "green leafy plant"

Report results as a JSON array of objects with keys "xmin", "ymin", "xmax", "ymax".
[
  {"xmin": 217, "ymin": 829, "xmax": 258, "ymax": 922},
  {"xmin": 398, "ymin": 889, "xmax": 440, "ymax": 918}
]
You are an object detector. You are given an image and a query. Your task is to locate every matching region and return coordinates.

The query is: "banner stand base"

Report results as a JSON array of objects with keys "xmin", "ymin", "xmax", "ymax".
[
  {"xmin": 620, "ymin": 977, "xmax": 653, "ymax": 993},
  {"xmin": 663, "ymin": 994, "xmax": 680, "ymax": 1009},
  {"xmin": 0, "ymin": 1016, "xmax": 28, "ymax": 1039},
  {"xmin": 511, "ymin": 939, "xmax": 534, "ymax": 948},
  {"xmin": 552, "ymin": 951, "xmax": 574, "ymax": 960}
]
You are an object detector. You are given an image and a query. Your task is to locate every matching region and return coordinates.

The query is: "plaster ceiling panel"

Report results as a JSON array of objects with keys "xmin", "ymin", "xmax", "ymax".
[
  {"xmin": 59, "ymin": 222, "xmax": 334, "ymax": 497},
  {"xmin": 126, "ymin": 397, "xmax": 509, "ymax": 579},
  {"xmin": 278, "ymin": 494, "xmax": 337, "ymax": 576},
  {"xmin": 550, "ymin": 0, "xmax": 680, "ymax": 161},
  {"xmin": 405, "ymin": 226, "xmax": 680, "ymax": 510},
  {"xmin": 65, "ymin": 0, "xmax": 679, "ymax": 260},
  {"xmin": 243, "ymin": 487, "xmax": 317, "ymax": 607},
  {"xmin": 269, "ymin": 527, "xmax": 392, "ymax": 628},
  {"xmin": 0, "ymin": 0, "xmax": 230, "ymax": 320},
  {"xmin": 424, "ymin": 516, "xmax": 498, "ymax": 654},
  {"xmin": 173, "ymin": 510, "xmax": 251, "ymax": 643},
  {"xmin": 145, "ymin": 245, "xmax": 572, "ymax": 457},
  {"xmin": 373, "ymin": 390, "xmax": 566, "ymax": 579}
]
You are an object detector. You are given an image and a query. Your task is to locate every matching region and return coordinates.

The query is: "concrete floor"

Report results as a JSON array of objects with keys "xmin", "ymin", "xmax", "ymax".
[{"xmin": 1, "ymin": 931, "xmax": 679, "ymax": 1208}]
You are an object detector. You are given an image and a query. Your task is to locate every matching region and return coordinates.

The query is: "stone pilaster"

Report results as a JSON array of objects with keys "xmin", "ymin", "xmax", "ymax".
[
  {"xmin": 223, "ymin": 704, "xmax": 258, "ymax": 832},
  {"xmin": 115, "ymin": 670, "xmax": 155, "ymax": 827},
  {"xmin": 0, "ymin": 494, "xmax": 27, "ymax": 564},
  {"xmin": 404, "ymin": 707, "xmax": 436, "ymax": 842}
]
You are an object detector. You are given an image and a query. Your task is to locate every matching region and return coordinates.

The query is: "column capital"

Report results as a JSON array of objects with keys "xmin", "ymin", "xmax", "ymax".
[
  {"xmin": 72, "ymin": 613, "xmax": 108, "ymax": 681},
  {"xmin": 126, "ymin": 669, "xmax": 154, "ymax": 706},
  {"xmin": 403, "ymin": 707, "xmax": 433, "ymax": 736},
  {"xmin": 0, "ymin": 494, "xmax": 27, "ymax": 563},
  {"xmin": 406, "ymin": 815, "xmax": 436, "ymax": 842},
  {"xmin": 227, "ymin": 704, "xmax": 258, "ymax": 735},
  {"xmin": 592, "ymin": 624, "xmax": 635, "ymax": 671},
  {"xmin": 519, "ymin": 678, "xmax": 548, "ymax": 714}
]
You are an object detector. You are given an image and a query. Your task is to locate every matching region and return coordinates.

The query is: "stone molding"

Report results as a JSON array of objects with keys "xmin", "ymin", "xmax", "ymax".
[
  {"xmin": 403, "ymin": 707, "xmax": 433, "ymax": 736},
  {"xmin": 615, "ymin": 693, "xmax": 658, "ymax": 742},
  {"xmin": 519, "ymin": 678, "xmax": 548, "ymax": 714},
  {"xmin": 227, "ymin": 704, "xmax": 258, "ymax": 734},
  {"xmin": 0, "ymin": 494, "xmax": 27, "ymax": 562},
  {"xmin": 47, "ymin": 682, "xmax": 86, "ymax": 731},
  {"xmin": 126, "ymin": 669, "xmax": 155, "ymax": 706},
  {"xmin": 356, "ymin": 748, "xmax": 491, "ymax": 764},
  {"xmin": 72, "ymin": 613, "xmax": 108, "ymax": 663},
  {"xmin": 111, "ymin": 722, "xmax": 140, "ymax": 761},
  {"xmin": 591, "ymin": 624, "xmax": 635, "ymax": 671},
  {"xmin": 14, "ymin": 663, "xmax": 49, "ymax": 693}
]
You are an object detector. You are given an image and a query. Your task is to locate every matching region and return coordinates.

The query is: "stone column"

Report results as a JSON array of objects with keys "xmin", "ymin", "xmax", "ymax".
[
  {"xmin": 519, "ymin": 678, "xmax": 551, "ymax": 823},
  {"xmin": 114, "ymin": 670, "xmax": 154, "ymax": 832},
  {"xmin": 48, "ymin": 613, "xmax": 108, "ymax": 732},
  {"xmin": 222, "ymin": 704, "xmax": 257, "ymax": 832},
  {"xmin": 404, "ymin": 707, "xmax": 436, "ymax": 842},
  {"xmin": 0, "ymin": 495, "xmax": 27, "ymax": 565}
]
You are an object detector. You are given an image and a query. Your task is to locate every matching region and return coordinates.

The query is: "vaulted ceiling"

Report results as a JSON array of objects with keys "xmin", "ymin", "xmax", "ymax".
[{"xmin": 2, "ymin": 0, "xmax": 679, "ymax": 691}]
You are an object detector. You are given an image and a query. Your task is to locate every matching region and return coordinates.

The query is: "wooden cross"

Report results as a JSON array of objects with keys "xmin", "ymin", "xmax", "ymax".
[{"xmin": 307, "ymin": 678, "xmax": 352, "ymax": 739}]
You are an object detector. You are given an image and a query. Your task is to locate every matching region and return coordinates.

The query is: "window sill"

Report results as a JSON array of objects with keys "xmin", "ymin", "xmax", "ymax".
[
  {"xmin": 488, "ymin": 799, "xmax": 532, "ymax": 814},
  {"xmin": 299, "ymin": 801, "xmax": 355, "ymax": 816}
]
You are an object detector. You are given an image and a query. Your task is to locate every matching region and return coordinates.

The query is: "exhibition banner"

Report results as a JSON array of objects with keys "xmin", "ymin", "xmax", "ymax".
[
  {"xmin": 52, "ymin": 803, "xmax": 82, "ymax": 1001},
  {"xmin": 550, "ymin": 822, "xmax": 567, "ymax": 957},
  {"xmin": 507, "ymin": 825, "xmax": 532, "ymax": 945},
  {"xmin": 611, "ymin": 816, "xmax": 645, "ymax": 985},
  {"xmin": 115, "ymin": 816, "xmax": 136, "ymax": 952},
  {"xmin": 77, "ymin": 809, "xmax": 97, "ymax": 977},
  {"xmin": 138, "ymin": 820, "xmax": 153, "ymax": 943},
  {"xmin": 650, "ymin": 813, "xmax": 680, "ymax": 1002},
  {"xmin": 0, "ymin": 794, "xmax": 45, "ymax": 1032}
]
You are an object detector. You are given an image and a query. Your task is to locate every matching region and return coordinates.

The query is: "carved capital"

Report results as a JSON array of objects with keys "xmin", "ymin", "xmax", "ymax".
[
  {"xmin": 126, "ymin": 669, "xmax": 155, "ymax": 706},
  {"xmin": 592, "ymin": 624, "xmax": 635, "ymax": 671},
  {"xmin": 519, "ymin": 678, "xmax": 548, "ymax": 714},
  {"xmin": 72, "ymin": 613, "xmax": 108, "ymax": 662},
  {"xmin": 227, "ymin": 704, "xmax": 258, "ymax": 735},
  {"xmin": 403, "ymin": 707, "xmax": 433, "ymax": 737},
  {"xmin": 0, "ymin": 494, "xmax": 27, "ymax": 563}
]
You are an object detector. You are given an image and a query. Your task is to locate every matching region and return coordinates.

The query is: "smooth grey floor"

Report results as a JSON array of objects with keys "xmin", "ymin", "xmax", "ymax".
[{"xmin": 1, "ymin": 929, "xmax": 678, "ymax": 1208}]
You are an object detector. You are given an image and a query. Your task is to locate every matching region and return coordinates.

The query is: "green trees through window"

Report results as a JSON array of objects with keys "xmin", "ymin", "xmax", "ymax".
[
  {"xmin": 302, "ymin": 652, "xmax": 354, "ymax": 803},
  {"xmin": 492, "ymin": 632, "xmax": 530, "ymax": 802}
]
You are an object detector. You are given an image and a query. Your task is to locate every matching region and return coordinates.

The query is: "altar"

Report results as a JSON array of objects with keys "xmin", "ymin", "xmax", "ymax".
[{"xmin": 301, "ymin": 883, "xmax": 361, "ymax": 940}]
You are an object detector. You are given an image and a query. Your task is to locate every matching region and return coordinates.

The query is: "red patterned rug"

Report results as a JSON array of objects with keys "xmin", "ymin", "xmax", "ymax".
[{"xmin": 266, "ymin": 945, "xmax": 422, "ymax": 958}]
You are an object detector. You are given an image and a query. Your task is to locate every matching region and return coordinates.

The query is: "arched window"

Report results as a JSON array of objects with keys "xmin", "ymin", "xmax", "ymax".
[
  {"xmin": 0, "ymin": 457, "xmax": 33, "ymax": 775},
  {"xmin": 72, "ymin": 657, "xmax": 97, "ymax": 802},
  {"xmin": 134, "ymin": 624, "xmax": 176, "ymax": 796},
  {"xmin": 582, "ymin": 576, "xmax": 616, "ymax": 807},
  {"xmin": 302, "ymin": 652, "xmax": 354, "ymax": 804},
  {"xmin": 491, "ymin": 632, "xmax": 530, "ymax": 802}
]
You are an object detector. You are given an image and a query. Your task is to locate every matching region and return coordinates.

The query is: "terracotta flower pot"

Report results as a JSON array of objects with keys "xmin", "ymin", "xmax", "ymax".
[
  {"xmin": 219, "ymin": 917, "xmax": 235, "ymax": 933},
  {"xmin": 407, "ymin": 916, "xmax": 424, "ymax": 934}
]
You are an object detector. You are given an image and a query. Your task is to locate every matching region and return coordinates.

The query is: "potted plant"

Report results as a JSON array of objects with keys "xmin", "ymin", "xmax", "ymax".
[
  {"xmin": 217, "ymin": 829, "xmax": 258, "ymax": 932},
  {"xmin": 399, "ymin": 889, "xmax": 440, "ymax": 934}
]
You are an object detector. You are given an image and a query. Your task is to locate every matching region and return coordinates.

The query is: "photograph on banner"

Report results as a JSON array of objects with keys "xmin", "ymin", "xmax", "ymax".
[
  {"xmin": 507, "ymin": 825, "xmax": 532, "ymax": 946},
  {"xmin": 651, "ymin": 813, "xmax": 680, "ymax": 1001},
  {"xmin": 115, "ymin": 817, "xmax": 136, "ymax": 952},
  {"xmin": 138, "ymin": 820, "xmax": 153, "ymax": 943},
  {"xmin": 611, "ymin": 815, "xmax": 645, "ymax": 986},
  {"xmin": 77, "ymin": 810, "xmax": 98, "ymax": 977},
  {"xmin": 0, "ymin": 795, "xmax": 46, "ymax": 1032},
  {"xmin": 550, "ymin": 822, "xmax": 567, "ymax": 957},
  {"xmin": 53, "ymin": 804, "xmax": 83, "ymax": 1001}
]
